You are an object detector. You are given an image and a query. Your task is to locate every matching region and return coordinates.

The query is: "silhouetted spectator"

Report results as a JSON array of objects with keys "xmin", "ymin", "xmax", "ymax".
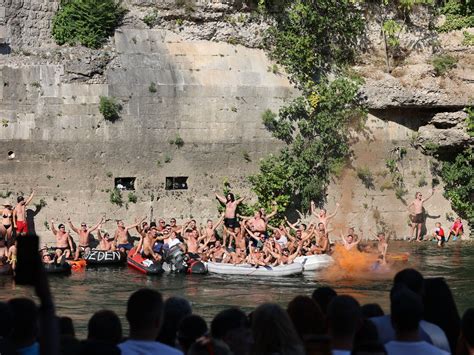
[
  {"xmin": 385, "ymin": 287, "xmax": 448, "ymax": 355},
  {"xmin": 211, "ymin": 308, "xmax": 251, "ymax": 355},
  {"xmin": 251, "ymin": 303, "xmax": 305, "ymax": 355},
  {"xmin": 327, "ymin": 295, "xmax": 362, "ymax": 354},
  {"xmin": 188, "ymin": 338, "xmax": 231, "ymax": 355},
  {"xmin": 424, "ymin": 277, "xmax": 461, "ymax": 353},
  {"xmin": 0, "ymin": 302, "xmax": 15, "ymax": 355},
  {"xmin": 353, "ymin": 319, "xmax": 384, "ymax": 354},
  {"xmin": 361, "ymin": 303, "xmax": 384, "ymax": 319},
  {"xmin": 311, "ymin": 286, "xmax": 337, "ymax": 315},
  {"xmin": 59, "ymin": 316, "xmax": 80, "ymax": 355},
  {"xmin": 119, "ymin": 288, "xmax": 182, "ymax": 355},
  {"xmin": 157, "ymin": 296, "xmax": 192, "ymax": 348},
  {"xmin": 287, "ymin": 295, "xmax": 325, "ymax": 338},
  {"xmin": 8, "ymin": 298, "xmax": 40, "ymax": 354},
  {"xmin": 457, "ymin": 308, "xmax": 474, "ymax": 355},
  {"xmin": 79, "ymin": 310, "xmax": 122, "ymax": 355},
  {"xmin": 177, "ymin": 314, "xmax": 208, "ymax": 353},
  {"xmin": 88, "ymin": 310, "xmax": 122, "ymax": 344},
  {"xmin": 371, "ymin": 268, "xmax": 450, "ymax": 352}
]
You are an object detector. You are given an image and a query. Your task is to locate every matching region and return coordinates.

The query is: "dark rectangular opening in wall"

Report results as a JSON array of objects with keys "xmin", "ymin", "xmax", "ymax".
[
  {"xmin": 115, "ymin": 177, "xmax": 136, "ymax": 191},
  {"xmin": 165, "ymin": 177, "xmax": 188, "ymax": 190}
]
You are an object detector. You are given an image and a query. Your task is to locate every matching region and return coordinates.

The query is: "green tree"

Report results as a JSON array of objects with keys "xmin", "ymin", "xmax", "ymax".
[
  {"xmin": 440, "ymin": 148, "xmax": 474, "ymax": 228},
  {"xmin": 52, "ymin": 0, "xmax": 127, "ymax": 49},
  {"xmin": 265, "ymin": 0, "xmax": 365, "ymax": 86}
]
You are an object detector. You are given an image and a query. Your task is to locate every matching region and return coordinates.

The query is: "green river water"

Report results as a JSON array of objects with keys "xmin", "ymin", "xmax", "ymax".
[{"xmin": 0, "ymin": 241, "xmax": 472, "ymax": 338}]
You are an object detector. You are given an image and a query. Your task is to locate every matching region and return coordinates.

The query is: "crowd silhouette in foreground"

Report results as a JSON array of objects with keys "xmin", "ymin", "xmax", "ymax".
[{"xmin": 0, "ymin": 246, "xmax": 473, "ymax": 355}]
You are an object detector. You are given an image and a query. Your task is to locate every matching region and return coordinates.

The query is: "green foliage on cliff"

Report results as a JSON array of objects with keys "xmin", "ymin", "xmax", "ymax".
[
  {"xmin": 99, "ymin": 96, "xmax": 122, "ymax": 122},
  {"xmin": 437, "ymin": 0, "xmax": 474, "ymax": 32},
  {"xmin": 52, "ymin": 0, "xmax": 127, "ymax": 48},
  {"xmin": 440, "ymin": 148, "xmax": 474, "ymax": 228},
  {"xmin": 248, "ymin": 0, "xmax": 367, "ymax": 212},
  {"xmin": 265, "ymin": 0, "xmax": 365, "ymax": 85},
  {"xmin": 430, "ymin": 54, "xmax": 458, "ymax": 76}
]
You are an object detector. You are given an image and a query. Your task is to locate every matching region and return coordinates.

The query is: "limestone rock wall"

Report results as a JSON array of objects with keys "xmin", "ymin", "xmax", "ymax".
[{"xmin": 0, "ymin": 29, "xmax": 292, "ymax": 243}]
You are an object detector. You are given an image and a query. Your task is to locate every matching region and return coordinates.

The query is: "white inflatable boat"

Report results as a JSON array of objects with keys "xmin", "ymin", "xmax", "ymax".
[
  {"xmin": 294, "ymin": 254, "xmax": 333, "ymax": 271},
  {"xmin": 206, "ymin": 262, "xmax": 303, "ymax": 276}
]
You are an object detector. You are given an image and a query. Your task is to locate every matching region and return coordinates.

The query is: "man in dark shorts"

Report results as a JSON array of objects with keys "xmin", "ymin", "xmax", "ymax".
[{"xmin": 215, "ymin": 192, "xmax": 244, "ymax": 245}]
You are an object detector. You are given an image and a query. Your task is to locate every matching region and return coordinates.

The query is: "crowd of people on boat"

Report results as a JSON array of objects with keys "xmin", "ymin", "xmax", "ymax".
[
  {"xmin": 0, "ymin": 265, "xmax": 473, "ymax": 355},
  {"xmin": 0, "ymin": 188, "xmax": 467, "ymax": 271}
]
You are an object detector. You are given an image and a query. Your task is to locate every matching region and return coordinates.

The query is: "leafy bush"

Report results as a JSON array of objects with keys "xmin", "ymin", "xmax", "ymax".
[
  {"xmin": 437, "ymin": 0, "xmax": 474, "ymax": 32},
  {"xmin": 356, "ymin": 166, "xmax": 375, "ymax": 189},
  {"xmin": 143, "ymin": 10, "xmax": 159, "ymax": 28},
  {"xmin": 99, "ymin": 96, "xmax": 122, "ymax": 122},
  {"xmin": 462, "ymin": 31, "xmax": 474, "ymax": 46},
  {"xmin": 110, "ymin": 188, "xmax": 123, "ymax": 206},
  {"xmin": 441, "ymin": 148, "xmax": 474, "ymax": 228},
  {"xmin": 128, "ymin": 192, "xmax": 137, "ymax": 203},
  {"xmin": 149, "ymin": 82, "xmax": 157, "ymax": 93},
  {"xmin": 52, "ymin": 0, "xmax": 127, "ymax": 49},
  {"xmin": 430, "ymin": 54, "xmax": 457, "ymax": 76}
]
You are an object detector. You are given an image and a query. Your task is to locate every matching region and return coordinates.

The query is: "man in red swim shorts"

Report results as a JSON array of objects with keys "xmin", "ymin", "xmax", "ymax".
[{"xmin": 13, "ymin": 191, "xmax": 35, "ymax": 236}]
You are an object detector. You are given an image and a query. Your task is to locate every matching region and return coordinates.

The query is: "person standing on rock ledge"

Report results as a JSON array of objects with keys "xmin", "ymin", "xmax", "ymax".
[
  {"xmin": 408, "ymin": 188, "xmax": 435, "ymax": 242},
  {"xmin": 13, "ymin": 190, "xmax": 35, "ymax": 237}
]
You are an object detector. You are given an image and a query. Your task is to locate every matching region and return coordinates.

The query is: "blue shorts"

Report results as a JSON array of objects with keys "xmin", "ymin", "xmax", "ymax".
[
  {"xmin": 118, "ymin": 243, "xmax": 133, "ymax": 251},
  {"xmin": 153, "ymin": 243, "xmax": 163, "ymax": 253}
]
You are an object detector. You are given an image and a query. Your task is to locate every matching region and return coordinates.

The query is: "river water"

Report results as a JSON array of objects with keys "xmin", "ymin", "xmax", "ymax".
[{"xmin": 0, "ymin": 241, "xmax": 472, "ymax": 338}]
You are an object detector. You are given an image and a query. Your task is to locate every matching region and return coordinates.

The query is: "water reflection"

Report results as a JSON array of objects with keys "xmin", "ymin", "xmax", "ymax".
[{"xmin": 0, "ymin": 241, "xmax": 473, "ymax": 338}]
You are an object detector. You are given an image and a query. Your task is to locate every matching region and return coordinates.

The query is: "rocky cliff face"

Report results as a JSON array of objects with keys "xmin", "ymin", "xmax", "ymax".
[{"xmin": 0, "ymin": 0, "xmax": 472, "ymax": 241}]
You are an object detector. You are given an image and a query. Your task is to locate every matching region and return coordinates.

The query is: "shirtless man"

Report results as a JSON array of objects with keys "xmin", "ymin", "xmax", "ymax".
[
  {"xmin": 13, "ymin": 190, "xmax": 35, "ymax": 237},
  {"xmin": 311, "ymin": 223, "xmax": 330, "ymax": 254},
  {"xmin": 215, "ymin": 192, "xmax": 244, "ymax": 243},
  {"xmin": 114, "ymin": 217, "xmax": 145, "ymax": 252},
  {"xmin": 311, "ymin": 200, "xmax": 339, "ymax": 229},
  {"xmin": 201, "ymin": 214, "xmax": 224, "ymax": 247},
  {"xmin": 183, "ymin": 229, "xmax": 199, "ymax": 256},
  {"xmin": 375, "ymin": 232, "xmax": 388, "ymax": 262},
  {"xmin": 340, "ymin": 229, "xmax": 361, "ymax": 251},
  {"xmin": 134, "ymin": 228, "xmax": 161, "ymax": 261},
  {"xmin": 408, "ymin": 188, "xmax": 435, "ymax": 242},
  {"xmin": 51, "ymin": 220, "xmax": 74, "ymax": 257},
  {"xmin": 169, "ymin": 218, "xmax": 182, "ymax": 236},
  {"xmin": 68, "ymin": 216, "xmax": 103, "ymax": 259},
  {"xmin": 267, "ymin": 242, "xmax": 301, "ymax": 265},
  {"xmin": 97, "ymin": 225, "xmax": 114, "ymax": 251},
  {"xmin": 210, "ymin": 240, "xmax": 226, "ymax": 262},
  {"xmin": 249, "ymin": 211, "xmax": 267, "ymax": 234}
]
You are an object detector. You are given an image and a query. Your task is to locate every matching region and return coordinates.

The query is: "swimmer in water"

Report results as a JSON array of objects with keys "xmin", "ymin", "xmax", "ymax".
[{"xmin": 340, "ymin": 228, "xmax": 361, "ymax": 251}]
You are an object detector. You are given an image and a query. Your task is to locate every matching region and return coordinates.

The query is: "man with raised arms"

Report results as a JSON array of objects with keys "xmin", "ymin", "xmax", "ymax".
[
  {"xmin": 13, "ymin": 190, "xmax": 35, "ymax": 237},
  {"xmin": 114, "ymin": 217, "xmax": 145, "ymax": 252},
  {"xmin": 311, "ymin": 200, "xmax": 339, "ymax": 229},
  {"xmin": 215, "ymin": 192, "xmax": 244, "ymax": 241},
  {"xmin": 68, "ymin": 216, "xmax": 104, "ymax": 259},
  {"xmin": 408, "ymin": 188, "xmax": 435, "ymax": 242},
  {"xmin": 200, "ymin": 213, "xmax": 224, "ymax": 247},
  {"xmin": 51, "ymin": 219, "xmax": 74, "ymax": 258},
  {"xmin": 341, "ymin": 228, "xmax": 361, "ymax": 251}
]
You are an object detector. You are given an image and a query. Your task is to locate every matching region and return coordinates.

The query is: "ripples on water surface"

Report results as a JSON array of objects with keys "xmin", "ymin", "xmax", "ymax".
[{"xmin": 0, "ymin": 241, "xmax": 473, "ymax": 338}]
